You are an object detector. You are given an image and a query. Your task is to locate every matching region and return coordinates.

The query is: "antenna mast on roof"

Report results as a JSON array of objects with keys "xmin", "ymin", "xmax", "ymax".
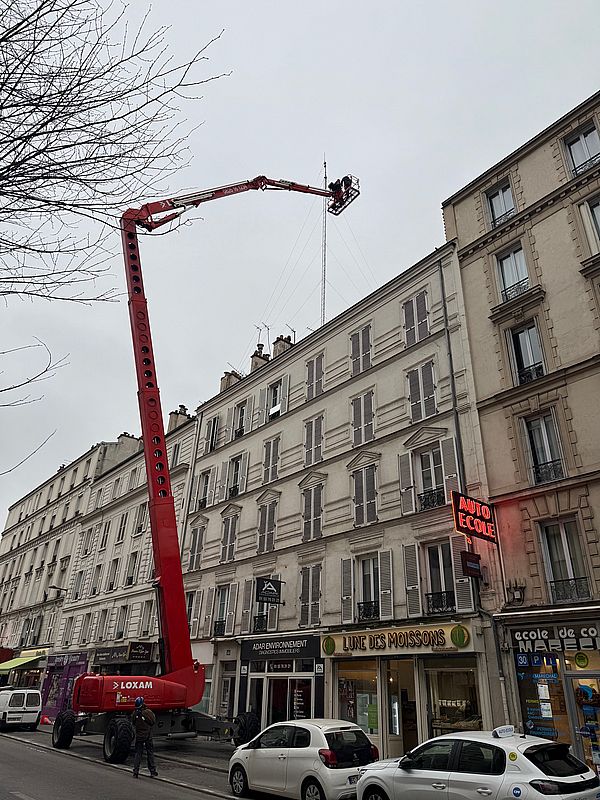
[{"xmin": 321, "ymin": 156, "xmax": 327, "ymax": 327}]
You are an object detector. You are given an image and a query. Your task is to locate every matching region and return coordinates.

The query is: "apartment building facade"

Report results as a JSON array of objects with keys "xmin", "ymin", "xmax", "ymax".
[
  {"xmin": 442, "ymin": 91, "xmax": 600, "ymax": 767},
  {"xmin": 181, "ymin": 241, "xmax": 504, "ymax": 758}
]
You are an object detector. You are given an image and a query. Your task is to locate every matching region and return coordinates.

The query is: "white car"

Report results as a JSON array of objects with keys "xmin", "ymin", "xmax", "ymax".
[
  {"xmin": 0, "ymin": 686, "xmax": 42, "ymax": 731},
  {"xmin": 357, "ymin": 725, "xmax": 600, "ymax": 800},
  {"xmin": 229, "ymin": 718, "xmax": 379, "ymax": 800}
]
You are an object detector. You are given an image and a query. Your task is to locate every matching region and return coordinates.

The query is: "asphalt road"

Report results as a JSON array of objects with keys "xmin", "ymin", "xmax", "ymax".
[{"xmin": 0, "ymin": 733, "xmax": 233, "ymax": 800}]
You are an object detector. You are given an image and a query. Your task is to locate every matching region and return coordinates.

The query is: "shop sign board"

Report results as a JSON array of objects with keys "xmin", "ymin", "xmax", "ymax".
[
  {"xmin": 461, "ymin": 550, "xmax": 482, "ymax": 579},
  {"xmin": 46, "ymin": 651, "xmax": 88, "ymax": 669},
  {"xmin": 94, "ymin": 645, "xmax": 130, "ymax": 665},
  {"xmin": 321, "ymin": 622, "xmax": 472, "ymax": 658},
  {"xmin": 241, "ymin": 635, "xmax": 320, "ymax": 661},
  {"xmin": 256, "ymin": 577, "xmax": 283, "ymax": 605},
  {"xmin": 128, "ymin": 642, "xmax": 153, "ymax": 662},
  {"xmin": 451, "ymin": 491, "xmax": 497, "ymax": 545},
  {"xmin": 511, "ymin": 624, "xmax": 600, "ymax": 653},
  {"xmin": 19, "ymin": 647, "xmax": 50, "ymax": 659}
]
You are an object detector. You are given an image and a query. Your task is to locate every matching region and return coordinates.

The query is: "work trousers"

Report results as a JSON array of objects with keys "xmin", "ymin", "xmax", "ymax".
[{"xmin": 133, "ymin": 737, "xmax": 156, "ymax": 775}]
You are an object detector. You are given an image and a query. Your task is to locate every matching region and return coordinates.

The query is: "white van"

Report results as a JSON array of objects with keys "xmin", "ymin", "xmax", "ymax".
[{"xmin": 0, "ymin": 686, "xmax": 42, "ymax": 730}]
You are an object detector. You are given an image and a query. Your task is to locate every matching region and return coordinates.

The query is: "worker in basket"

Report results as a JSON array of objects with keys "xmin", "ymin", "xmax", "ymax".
[{"xmin": 132, "ymin": 696, "xmax": 158, "ymax": 779}]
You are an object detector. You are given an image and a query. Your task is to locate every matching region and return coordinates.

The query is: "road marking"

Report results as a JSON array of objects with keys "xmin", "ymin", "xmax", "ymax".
[{"xmin": 11, "ymin": 793, "xmax": 38, "ymax": 800}]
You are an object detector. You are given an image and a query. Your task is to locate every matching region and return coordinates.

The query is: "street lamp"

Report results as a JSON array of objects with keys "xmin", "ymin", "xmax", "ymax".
[{"xmin": 48, "ymin": 584, "xmax": 67, "ymax": 597}]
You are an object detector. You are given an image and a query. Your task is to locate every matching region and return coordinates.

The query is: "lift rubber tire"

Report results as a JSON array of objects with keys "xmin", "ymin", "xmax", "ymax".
[
  {"xmin": 52, "ymin": 710, "xmax": 77, "ymax": 749},
  {"xmin": 103, "ymin": 717, "xmax": 135, "ymax": 763},
  {"xmin": 229, "ymin": 765, "xmax": 249, "ymax": 797},
  {"xmin": 232, "ymin": 711, "xmax": 260, "ymax": 746}
]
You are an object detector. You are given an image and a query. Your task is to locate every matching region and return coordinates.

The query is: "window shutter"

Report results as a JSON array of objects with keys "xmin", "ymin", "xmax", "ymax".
[
  {"xmin": 378, "ymin": 550, "xmax": 394, "ymax": 620},
  {"xmin": 307, "ymin": 359, "xmax": 315, "ymax": 401},
  {"xmin": 310, "ymin": 564, "xmax": 322, "ymax": 627},
  {"xmin": 341, "ymin": 558, "xmax": 354, "ymax": 623},
  {"xmin": 313, "ymin": 484, "xmax": 323, "ymax": 539},
  {"xmin": 305, "ymin": 420, "xmax": 314, "ymax": 466},
  {"xmin": 416, "ymin": 292, "xmax": 429, "ymax": 340},
  {"xmin": 246, "ymin": 395, "xmax": 255, "ymax": 432},
  {"xmin": 266, "ymin": 502, "xmax": 276, "ymax": 551},
  {"xmin": 280, "ymin": 375, "xmax": 290, "ymax": 414},
  {"xmin": 353, "ymin": 470, "xmax": 365, "ymax": 525},
  {"xmin": 352, "ymin": 397, "xmax": 362, "ymax": 446},
  {"xmin": 190, "ymin": 475, "xmax": 200, "ymax": 512},
  {"xmin": 451, "ymin": 535, "xmax": 474, "ymax": 612},
  {"xmin": 202, "ymin": 420, "xmax": 211, "ymax": 455},
  {"xmin": 225, "ymin": 582, "xmax": 238, "ymax": 635},
  {"xmin": 314, "ymin": 415, "xmax": 323, "ymax": 462},
  {"xmin": 225, "ymin": 407, "xmax": 234, "ymax": 443},
  {"xmin": 267, "ymin": 572, "xmax": 280, "ymax": 631},
  {"xmin": 315, "ymin": 354, "xmax": 324, "ymax": 395},
  {"xmin": 191, "ymin": 590, "xmax": 203, "ymax": 639},
  {"xmin": 364, "ymin": 392, "xmax": 374, "ymax": 442},
  {"xmin": 207, "ymin": 467, "xmax": 218, "ymax": 505},
  {"xmin": 240, "ymin": 579, "xmax": 253, "ymax": 634},
  {"xmin": 398, "ymin": 453, "xmax": 415, "ymax": 514},
  {"xmin": 263, "ymin": 440, "xmax": 271, "ymax": 483},
  {"xmin": 188, "ymin": 528, "xmax": 198, "ymax": 570},
  {"xmin": 408, "ymin": 369, "xmax": 422, "ymax": 422},
  {"xmin": 403, "ymin": 298, "xmax": 416, "ymax": 347},
  {"xmin": 403, "ymin": 543, "xmax": 422, "ymax": 618},
  {"xmin": 350, "ymin": 332, "xmax": 360, "ymax": 376},
  {"xmin": 221, "ymin": 517, "xmax": 230, "ymax": 563},
  {"xmin": 299, "ymin": 567, "xmax": 310, "ymax": 627},
  {"xmin": 421, "ymin": 362, "xmax": 436, "ymax": 418},
  {"xmin": 258, "ymin": 505, "xmax": 267, "ymax": 553},
  {"xmin": 203, "ymin": 586, "xmax": 215, "ymax": 638},
  {"xmin": 228, "ymin": 515, "xmax": 238, "ymax": 561},
  {"xmin": 361, "ymin": 325, "xmax": 371, "ymax": 371},
  {"xmin": 270, "ymin": 437, "xmax": 279, "ymax": 481},
  {"xmin": 257, "ymin": 388, "xmax": 267, "ymax": 426},
  {"xmin": 441, "ymin": 437, "xmax": 459, "ymax": 501},
  {"xmin": 302, "ymin": 489, "xmax": 312, "ymax": 542},
  {"xmin": 365, "ymin": 465, "xmax": 377, "ymax": 523},
  {"xmin": 89, "ymin": 611, "xmax": 99, "ymax": 642},
  {"xmin": 217, "ymin": 461, "xmax": 228, "ymax": 502},
  {"xmin": 239, "ymin": 451, "xmax": 249, "ymax": 493}
]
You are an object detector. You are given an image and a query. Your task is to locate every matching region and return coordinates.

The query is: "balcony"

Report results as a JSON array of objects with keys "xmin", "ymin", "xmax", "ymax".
[
  {"xmin": 253, "ymin": 614, "xmax": 268, "ymax": 633},
  {"xmin": 234, "ymin": 427, "xmax": 245, "ymax": 440},
  {"xmin": 418, "ymin": 488, "xmax": 446, "ymax": 512},
  {"xmin": 572, "ymin": 152, "xmax": 600, "ymax": 176},
  {"xmin": 491, "ymin": 207, "xmax": 516, "ymax": 228},
  {"xmin": 533, "ymin": 459, "xmax": 564, "ymax": 484},
  {"xmin": 228, "ymin": 485, "xmax": 239, "ymax": 499},
  {"xmin": 518, "ymin": 362, "xmax": 545, "ymax": 385},
  {"xmin": 213, "ymin": 619, "xmax": 226, "ymax": 637},
  {"xmin": 197, "ymin": 497, "xmax": 207, "ymax": 510},
  {"xmin": 550, "ymin": 577, "xmax": 591, "ymax": 603},
  {"xmin": 426, "ymin": 590, "xmax": 456, "ymax": 614},
  {"xmin": 501, "ymin": 277, "xmax": 529, "ymax": 304},
  {"xmin": 357, "ymin": 601, "xmax": 380, "ymax": 622}
]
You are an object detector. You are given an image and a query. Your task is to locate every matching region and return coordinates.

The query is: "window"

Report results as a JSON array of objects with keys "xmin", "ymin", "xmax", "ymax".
[
  {"xmin": 497, "ymin": 245, "xmax": 529, "ymax": 302},
  {"xmin": 97, "ymin": 609, "xmax": 108, "ymax": 641},
  {"xmin": 487, "ymin": 183, "xmax": 515, "ymax": 227},
  {"xmin": 62, "ymin": 616, "xmax": 74, "ymax": 645},
  {"xmin": 112, "ymin": 478, "xmax": 121, "ymax": 500},
  {"xmin": 299, "ymin": 564, "xmax": 321, "ymax": 627},
  {"xmin": 47, "ymin": 484, "xmax": 54, "ymax": 504},
  {"xmin": 411, "ymin": 740, "xmax": 455, "ymax": 770},
  {"xmin": 140, "ymin": 599, "xmax": 154, "ymax": 636},
  {"xmin": 207, "ymin": 416, "xmax": 219, "ymax": 452},
  {"xmin": 220, "ymin": 515, "xmax": 237, "ymax": 563},
  {"xmin": 306, "ymin": 354, "xmax": 324, "ymax": 400},
  {"xmin": 81, "ymin": 528, "xmax": 93, "ymax": 556},
  {"xmin": 133, "ymin": 502, "xmax": 148, "ymax": 535},
  {"xmin": 403, "ymin": 291, "xmax": 429, "ymax": 347},
  {"xmin": 99, "ymin": 520, "xmax": 110, "ymax": 550},
  {"xmin": 186, "ymin": 591, "xmax": 195, "ymax": 628},
  {"xmin": 70, "ymin": 469, "xmax": 77, "ymax": 489},
  {"xmin": 352, "ymin": 392, "xmax": 374, "ymax": 446},
  {"xmin": 38, "ymin": 517, "xmax": 46, "ymax": 536},
  {"xmin": 427, "ymin": 542, "xmax": 455, "ymax": 613},
  {"xmin": 106, "ymin": 558, "xmax": 119, "ymax": 591},
  {"xmin": 215, "ymin": 585, "xmax": 229, "ymax": 623},
  {"xmin": 61, "ymin": 503, "xmax": 69, "ymax": 523},
  {"xmin": 51, "ymin": 539, "xmax": 61, "ymax": 563},
  {"xmin": 189, "ymin": 526, "xmax": 204, "ymax": 571},
  {"xmin": 567, "ymin": 125, "xmax": 600, "ymax": 176},
  {"xmin": 353, "ymin": 465, "xmax": 377, "ymax": 525},
  {"xmin": 263, "ymin": 437, "xmax": 280, "ymax": 483},
  {"xmin": 234, "ymin": 402, "xmax": 247, "ymax": 438},
  {"xmin": 83, "ymin": 459, "xmax": 91, "ymax": 480},
  {"xmin": 115, "ymin": 606, "xmax": 129, "ymax": 639},
  {"xmin": 228, "ymin": 456, "xmax": 242, "ymax": 498},
  {"xmin": 510, "ymin": 321, "xmax": 544, "ymax": 384},
  {"xmin": 305, "ymin": 416, "xmax": 323, "ymax": 465},
  {"xmin": 408, "ymin": 362, "xmax": 436, "ymax": 422},
  {"xmin": 79, "ymin": 613, "xmax": 92, "ymax": 644},
  {"xmin": 258, "ymin": 501, "xmax": 276, "ymax": 554},
  {"xmin": 268, "ymin": 380, "xmax": 282, "ymax": 419},
  {"xmin": 9, "ymin": 692, "xmax": 26, "ymax": 709},
  {"xmin": 455, "ymin": 742, "xmax": 505, "ymax": 775},
  {"xmin": 57, "ymin": 476, "xmax": 65, "ymax": 497},
  {"xmin": 590, "ymin": 197, "xmax": 600, "ymax": 242},
  {"xmin": 94, "ymin": 489, "xmax": 102, "ymax": 509},
  {"xmin": 525, "ymin": 413, "xmax": 564, "ymax": 484},
  {"xmin": 116, "ymin": 512, "xmax": 128, "ymax": 543},
  {"xmin": 542, "ymin": 519, "xmax": 589, "ymax": 602},
  {"xmin": 302, "ymin": 485, "xmax": 323, "ymax": 541},
  {"xmin": 171, "ymin": 442, "xmax": 180, "ymax": 468},
  {"xmin": 360, "ymin": 556, "xmax": 379, "ymax": 609},
  {"xmin": 125, "ymin": 551, "xmax": 139, "ymax": 586},
  {"xmin": 90, "ymin": 564, "xmax": 102, "ymax": 596},
  {"xmin": 350, "ymin": 325, "xmax": 371, "ymax": 376},
  {"xmin": 72, "ymin": 571, "xmax": 84, "ymax": 600},
  {"xmin": 127, "ymin": 468, "xmax": 138, "ymax": 491},
  {"xmin": 417, "ymin": 446, "xmax": 445, "ymax": 511}
]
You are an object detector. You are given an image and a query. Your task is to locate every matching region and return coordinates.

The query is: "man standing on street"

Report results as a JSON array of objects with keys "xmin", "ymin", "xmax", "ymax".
[{"xmin": 132, "ymin": 696, "xmax": 158, "ymax": 779}]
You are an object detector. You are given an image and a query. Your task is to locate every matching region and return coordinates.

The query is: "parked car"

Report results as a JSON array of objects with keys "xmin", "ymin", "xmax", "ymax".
[
  {"xmin": 0, "ymin": 686, "xmax": 42, "ymax": 731},
  {"xmin": 357, "ymin": 724, "xmax": 599, "ymax": 800},
  {"xmin": 229, "ymin": 718, "xmax": 379, "ymax": 800}
]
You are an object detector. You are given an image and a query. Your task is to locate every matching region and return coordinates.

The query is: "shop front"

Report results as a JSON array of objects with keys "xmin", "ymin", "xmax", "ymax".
[
  {"xmin": 236, "ymin": 634, "xmax": 324, "ymax": 729},
  {"xmin": 0, "ymin": 647, "xmax": 50, "ymax": 689},
  {"xmin": 41, "ymin": 651, "xmax": 88, "ymax": 718},
  {"xmin": 92, "ymin": 642, "xmax": 157, "ymax": 676},
  {"xmin": 321, "ymin": 621, "xmax": 488, "ymax": 758},
  {"xmin": 506, "ymin": 618, "xmax": 600, "ymax": 772}
]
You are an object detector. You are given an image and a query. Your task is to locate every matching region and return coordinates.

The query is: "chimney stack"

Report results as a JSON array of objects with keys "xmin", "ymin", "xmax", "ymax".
[
  {"xmin": 167, "ymin": 405, "xmax": 191, "ymax": 433},
  {"xmin": 220, "ymin": 370, "xmax": 242, "ymax": 393},
  {"xmin": 250, "ymin": 342, "xmax": 270, "ymax": 372},
  {"xmin": 272, "ymin": 334, "xmax": 293, "ymax": 358}
]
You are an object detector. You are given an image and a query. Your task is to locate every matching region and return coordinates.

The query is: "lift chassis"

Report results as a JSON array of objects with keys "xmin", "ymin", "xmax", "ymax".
[{"xmin": 52, "ymin": 173, "xmax": 359, "ymax": 763}]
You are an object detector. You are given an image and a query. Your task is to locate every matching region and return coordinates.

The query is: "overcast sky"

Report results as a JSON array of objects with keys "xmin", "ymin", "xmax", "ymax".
[{"xmin": 3, "ymin": 0, "xmax": 600, "ymax": 525}]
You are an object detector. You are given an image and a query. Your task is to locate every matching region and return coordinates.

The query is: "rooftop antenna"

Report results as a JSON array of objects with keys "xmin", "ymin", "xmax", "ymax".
[
  {"xmin": 227, "ymin": 362, "xmax": 245, "ymax": 377},
  {"xmin": 285, "ymin": 324, "xmax": 296, "ymax": 343},
  {"xmin": 321, "ymin": 156, "xmax": 327, "ymax": 327},
  {"xmin": 262, "ymin": 322, "xmax": 271, "ymax": 352},
  {"xmin": 254, "ymin": 324, "xmax": 263, "ymax": 344}
]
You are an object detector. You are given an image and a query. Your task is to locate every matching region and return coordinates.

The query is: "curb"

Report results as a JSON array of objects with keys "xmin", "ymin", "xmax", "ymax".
[{"xmin": 0, "ymin": 731, "xmax": 235, "ymax": 799}]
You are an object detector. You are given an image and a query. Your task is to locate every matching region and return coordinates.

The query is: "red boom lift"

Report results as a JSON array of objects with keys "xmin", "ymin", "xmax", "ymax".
[{"xmin": 51, "ymin": 174, "xmax": 360, "ymax": 763}]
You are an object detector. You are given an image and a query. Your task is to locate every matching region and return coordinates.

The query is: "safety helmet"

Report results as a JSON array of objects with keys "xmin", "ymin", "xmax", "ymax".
[{"xmin": 135, "ymin": 696, "xmax": 144, "ymax": 708}]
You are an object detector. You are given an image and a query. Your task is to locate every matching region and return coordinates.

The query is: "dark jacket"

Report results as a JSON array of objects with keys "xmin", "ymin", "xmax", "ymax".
[{"xmin": 131, "ymin": 706, "xmax": 156, "ymax": 741}]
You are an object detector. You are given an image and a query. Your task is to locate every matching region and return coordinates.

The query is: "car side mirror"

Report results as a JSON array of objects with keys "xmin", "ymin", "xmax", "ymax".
[
  {"xmin": 245, "ymin": 739, "xmax": 259, "ymax": 750},
  {"xmin": 399, "ymin": 755, "xmax": 414, "ymax": 769}
]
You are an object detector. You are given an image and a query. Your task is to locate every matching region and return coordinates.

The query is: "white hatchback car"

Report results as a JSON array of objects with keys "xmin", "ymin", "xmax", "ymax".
[
  {"xmin": 229, "ymin": 719, "xmax": 379, "ymax": 800},
  {"xmin": 357, "ymin": 725, "xmax": 599, "ymax": 800}
]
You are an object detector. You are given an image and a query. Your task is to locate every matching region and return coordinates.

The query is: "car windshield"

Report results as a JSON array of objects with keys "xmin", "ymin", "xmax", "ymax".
[
  {"xmin": 523, "ymin": 743, "xmax": 588, "ymax": 777},
  {"xmin": 325, "ymin": 728, "xmax": 374, "ymax": 767}
]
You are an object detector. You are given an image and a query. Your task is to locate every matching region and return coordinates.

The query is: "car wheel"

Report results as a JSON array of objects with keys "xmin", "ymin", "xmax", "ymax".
[
  {"xmin": 363, "ymin": 788, "xmax": 390, "ymax": 800},
  {"xmin": 229, "ymin": 765, "xmax": 249, "ymax": 797},
  {"xmin": 302, "ymin": 779, "xmax": 325, "ymax": 800}
]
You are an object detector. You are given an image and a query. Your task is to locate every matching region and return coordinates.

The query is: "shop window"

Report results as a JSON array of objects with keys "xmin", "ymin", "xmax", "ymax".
[
  {"xmin": 337, "ymin": 660, "xmax": 379, "ymax": 736},
  {"xmin": 425, "ymin": 657, "xmax": 482, "ymax": 737},
  {"xmin": 541, "ymin": 519, "xmax": 590, "ymax": 603},
  {"xmin": 387, "ymin": 660, "xmax": 418, "ymax": 755},
  {"xmin": 194, "ymin": 665, "xmax": 212, "ymax": 715}
]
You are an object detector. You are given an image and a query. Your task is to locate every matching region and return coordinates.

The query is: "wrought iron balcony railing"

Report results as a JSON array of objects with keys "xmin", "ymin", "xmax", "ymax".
[
  {"xmin": 491, "ymin": 207, "xmax": 516, "ymax": 228},
  {"xmin": 418, "ymin": 488, "xmax": 446, "ymax": 511},
  {"xmin": 501, "ymin": 277, "xmax": 529, "ymax": 303},
  {"xmin": 549, "ymin": 577, "xmax": 591, "ymax": 603},
  {"xmin": 518, "ymin": 362, "xmax": 544, "ymax": 385},
  {"xmin": 357, "ymin": 601, "xmax": 380, "ymax": 622},
  {"xmin": 426, "ymin": 590, "xmax": 456, "ymax": 614},
  {"xmin": 228, "ymin": 485, "xmax": 239, "ymax": 499},
  {"xmin": 572, "ymin": 152, "xmax": 600, "ymax": 176},
  {"xmin": 533, "ymin": 459, "xmax": 564, "ymax": 484},
  {"xmin": 253, "ymin": 614, "xmax": 268, "ymax": 633},
  {"xmin": 213, "ymin": 619, "xmax": 226, "ymax": 637}
]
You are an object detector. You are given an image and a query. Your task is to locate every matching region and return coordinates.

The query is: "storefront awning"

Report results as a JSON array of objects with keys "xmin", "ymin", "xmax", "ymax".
[{"xmin": 0, "ymin": 655, "xmax": 41, "ymax": 673}]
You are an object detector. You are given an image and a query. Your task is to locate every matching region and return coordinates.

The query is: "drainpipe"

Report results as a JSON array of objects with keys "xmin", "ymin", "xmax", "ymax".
[{"xmin": 179, "ymin": 410, "xmax": 204, "ymax": 559}]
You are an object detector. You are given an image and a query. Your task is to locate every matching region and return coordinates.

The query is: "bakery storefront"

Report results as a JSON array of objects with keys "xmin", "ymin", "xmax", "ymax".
[
  {"xmin": 0, "ymin": 647, "xmax": 50, "ymax": 689},
  {"xmin": 321, "ymin": 621, "xmax": 488, "ymax": 758}
]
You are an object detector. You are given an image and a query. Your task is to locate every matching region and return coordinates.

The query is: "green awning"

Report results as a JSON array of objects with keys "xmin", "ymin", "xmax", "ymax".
[{"xmin": 0, "ymin": 655, "xmax": 41, "ymax": 673}]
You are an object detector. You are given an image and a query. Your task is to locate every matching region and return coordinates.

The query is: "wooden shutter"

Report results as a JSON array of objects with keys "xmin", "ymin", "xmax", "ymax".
[
  {"xmin": 258, "ymin": 504, "xmax": 267, "ymax": 553},
  {"xmin": 314, "ymin": 415, "xmax": 323, "ymax": 462},
  {"xmin": 313, "ymin": 484, "xmax": 323, "ymax": 539},
  {"xmin": 310, "ymin": 564, "xmax": 322, "ymax": 627},
  {"xmin": 271, "ymin": 437, "xmax": 279, "ymax": 481},
  {"xmin": 257, "ymin": 388, "xmax": 267, "ymax": 426},
  {"xmin": 266, "ymin": 502, "xmax": 276, "ymax": 551},
  {"xmin": 352, "ymin": 397, "xmax": 362, "ymax": 446},
  {"xmin": 280, "ymin": 375, "xmax": 290, "ymax": 414},
  {"xmin": 263, "ymin": 439, "xmax": 271, "ymax": 483},
  {"xmin": 221, "ymin": 517, "xmax": 230, "ymax": 563},
  {"xmin": 403, "ymin": 298, "xmax": 416, "ymax": 347},
  {"xmin": 441, "ymin": 437, "xmax": 459, "ymax": 501},
  {"xmin": 203, "ymin": 586, "xmax": 215, "ymax": 638},
  {"xmin": 403, "ymin": 543, "xmax": 422, "ymax": 618},
  {"xmin": 191, "ymin": 590, "xmax": 203, "ymax": 639},
  {"xmin": 416, "ymin": 291, "xmax": 429, "ymax": 340},
  {"xmin": 239, "ymin": 451, "xmax": 249, "ymax": 494},
  {"xmin": 188, "ymin": 528, "xmax": 198, "ymax": 570},
  {"xmin": 378, "ymin": 550, "xmax": 394, "ymax": 620},
  {"xmin": 398, "ymin": 453, "xmax": 415, "ymax": 514},
  {"xmin": 228, "ymin": 515, "xmax": 238, "ymax": 561},
  {"xmin": 225, "ymin": 407, "xmax": 234, "ymax": 443},
  {"xmin": 89, "ymin": 611, "xmax": 99, "ymax": 642},
  {"xmin": 315, "ymin": 354, "xmax": 324, "ymax": 395},
  {"xmin": 225, "ymin": 582, "xmax": 239, "ymax": 635},
  {"xmin": 246, "ymin": 395, "xmax": 255, "ymax": 432},
  {"xmin": 365, "ymin": 465, "xmax": 377, "ymax": 523},
  {"xmin": 451, "ymin": 535, "xmax": 474, "ymax": 612},
  {"xmin": 305, "ymin": 420, "xmax": 314, "ymax": 466},
  {"xmin": 207, "ymin": 467, "xmax": 218, "ymax": 505},
  {"xmin": 240, "ymin": 579, "xmax": 253, "ymax": 634},
  {"xmin": 341, "ymin": 558, "xmax": 354, "ymax": 623},
  {"xmin": 302, "ymin": 489, "xmax": 312, "ymax": 542},
  {"xmin": 217, "ymin": 461, "xmax": 228, "ymax": 502},
  {"xmin": 299, "ymin": 567, "xmax": 310, "ymax": 627},
  {"xmin": 364, "ymin": 392, "xmax": 374, "ymax": 442},
  {"xmin": 422, "ymin": 361, "xmax": 436, "ymax": 417},
  {"xmin": 361, "ymin": 325, "xmax": 371, "ymax": 371},
  {"xmin": 408, "ymin": 369, "xmax": 422, "ymax": 422},
  {"xmin": 202, "ymin": 419, "xmax": 211, "ymax": 455},
  {"xmin": 350, "ymin": 332, "xmax": 360, "ymax": 376},
  {"xmin": 353, "ymin": 470, "xmax": 364, "ymax": 525},
  {"xmin": 267, "ymin": 572, "xmax": 280, "ymax": 631},
  {"xmin": 307, "ymin": 359, "xmax": 315, "ymax": 401}
]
